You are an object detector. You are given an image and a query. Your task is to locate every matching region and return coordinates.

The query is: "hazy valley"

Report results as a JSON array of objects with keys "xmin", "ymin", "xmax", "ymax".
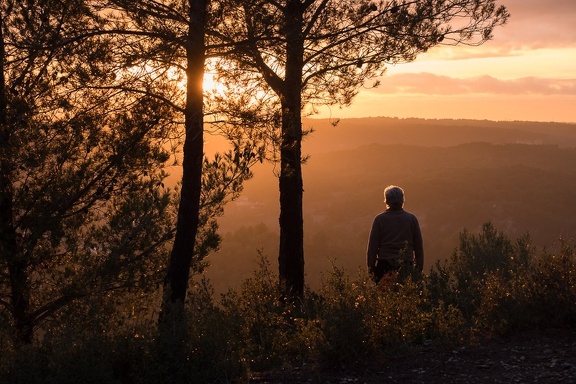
[{"xmin": 205, "ymin": 117, "xmax": 576, "ymax": 293}]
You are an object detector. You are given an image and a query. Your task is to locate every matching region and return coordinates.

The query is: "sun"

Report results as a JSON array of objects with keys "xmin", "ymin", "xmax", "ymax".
[{"xmin": 203, "ymin": 72, "xmax": 227, "ymax": 94}]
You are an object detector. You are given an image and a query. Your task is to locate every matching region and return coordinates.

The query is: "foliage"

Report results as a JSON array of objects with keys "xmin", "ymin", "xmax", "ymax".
[
  {"xmin": 0, "ymin": 0, "xmax": 178, "ymax": 344},
  {"xmin": 476, "ymin": 241, "xmax": 576, "ymax": 335},
  {"xmin": 220, "ymin": 254, "xmax": 324, "ymax": 371},
  {"xmin": 428, "ymin": 222, "xmax": 532, "ymax": 321},
  {"xmin": 1, "ymin": 0, "xmax": 265, "ymax": 343},
  {"xmin": 0, "ymin": 284, "xmax": 247, "ymax": 384},
  {"xmin": 102, "ymin": 0, "xmax": 268, "ymax": 310},
  {"xmin": 216, "ymin": 0, "xmax": 510, "ymax": 112},
  {"xmin": 1, "ymin": 223, "xmax": 576, "ymax": 382}
]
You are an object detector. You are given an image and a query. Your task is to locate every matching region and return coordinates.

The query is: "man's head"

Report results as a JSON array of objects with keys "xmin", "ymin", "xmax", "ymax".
[{"xmin": 384, "ymin": 185, "xmax": 404, "ymax": 209}]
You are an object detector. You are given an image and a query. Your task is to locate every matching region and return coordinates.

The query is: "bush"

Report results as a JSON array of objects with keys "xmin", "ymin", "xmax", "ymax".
[
  {"xmin": 317, "ymin": 265, "xmax": 436, "ymax": 366},
  {"xmin": 476, "ymin": 240, "xmax": 576, "ymax": 335},
  {"xmin": 525, "ymin": 242, "xmax": 576, "ymax": 326},
  {"xmin": 143, "ymin": 279, "xmax": 248, "ymax": 384},
  {"xmin": 2, "ymin": 223, "xmax": 576, "ymax": 382},
  {"xmin": 0, "ymin": 282, "xmax": 247, "ymax": 384},
  {"xmin": 220, "ymin": 255, "xmax": 324, "ymax": 371},
  {"xmin": 316, "ymin": 267, "xmax": 374, "ymax": 364},
  {"xmin": 428, "ymin": 222, "xmax": 532, "ymax": 323}
]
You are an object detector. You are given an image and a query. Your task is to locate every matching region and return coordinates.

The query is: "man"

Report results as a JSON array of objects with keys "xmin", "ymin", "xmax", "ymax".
[{"xmin": 367, "ymin": 185, "xmax": 424, "ymax": 283}]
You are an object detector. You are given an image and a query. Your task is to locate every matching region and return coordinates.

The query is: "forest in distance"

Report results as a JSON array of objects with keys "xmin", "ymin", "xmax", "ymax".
[{"xmin": 204, "ymin": 116, "xmax": 576, "ymax": 293}]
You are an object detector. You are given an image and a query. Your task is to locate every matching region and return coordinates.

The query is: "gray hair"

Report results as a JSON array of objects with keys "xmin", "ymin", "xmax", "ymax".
[{"xmin": 384, "ymin": 185, "xmax": 404, "ymax": 208}]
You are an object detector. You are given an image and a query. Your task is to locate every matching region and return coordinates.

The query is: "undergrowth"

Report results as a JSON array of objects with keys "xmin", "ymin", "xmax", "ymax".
[{"xmin": 1, "ymin": 223, "xmax": 575, "ymax": 383}]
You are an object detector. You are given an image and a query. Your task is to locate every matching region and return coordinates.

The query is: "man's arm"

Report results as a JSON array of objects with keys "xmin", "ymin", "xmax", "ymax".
[
  {"xmin": 367, "ymin": 219, "xmax": 380, "ymax": 272},
  {"xmin": 412, "ymin": 217, "xmax": 424, "ymax": 272}
]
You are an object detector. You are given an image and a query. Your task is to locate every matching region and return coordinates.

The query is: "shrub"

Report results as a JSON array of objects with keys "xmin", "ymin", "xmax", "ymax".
[
  {"xmin": 220, "ymin": 255, "xmax": 324, "ymax": 372},
  {"xmin": 427, "ymin": 301, "xmax": 467, "ymax": 344},
  {"xmin": 140, "ymin": 279, "xmax": 248, "ymax": 384},
  {"xmin": 316, "ymin": 267, "xmax": 374, "ymax": 364},
  {"xmin": 525, "ymin": 242, "xmax": 576, "ymax": 326},
  {"xmin": 2, "ymin": 224, "xmax": 576, "ymax": 382},
  {"xmin": 428, "ymin": 223, "xmax": 576, "ymax": 337},
  {"xmin": 317, "ymin": 266, "xmax": 435, "ymax": 366},
  {"xmin": 428, "ymin": 222, "xmax": 532, "ymax": 323},
  {"xmin": 476, "ymin": 240, "xmax": 576, "ymax": 335}
]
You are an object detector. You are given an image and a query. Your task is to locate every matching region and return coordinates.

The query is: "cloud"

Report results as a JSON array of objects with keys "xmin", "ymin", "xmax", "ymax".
[
  {"xmin": 498, "ymin": 0, "xmax": 576, "ymax": 49},
  {"xmin": 325, "ymin": 1, "xmax": 576, "ymax": 124},
  {"xmin": 374, "ymin": 73, "xmax": 576, "ymax": 96},
  {"xmin": 426, "ymin": 0, "xmax": 576, "ymax": 60}
]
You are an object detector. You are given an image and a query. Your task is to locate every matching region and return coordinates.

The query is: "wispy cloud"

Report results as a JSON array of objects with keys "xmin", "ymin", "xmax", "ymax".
[
  {"xmin": 375, "ymin": 73, "xmax": 576, "ymax": 96},
  {"xmin": 427, "ymin": 0, "xmax": 576, "ymax": 60},
  {"xmin": 500, "ymin": 0, "xmax": 576, "ymax": 49}
]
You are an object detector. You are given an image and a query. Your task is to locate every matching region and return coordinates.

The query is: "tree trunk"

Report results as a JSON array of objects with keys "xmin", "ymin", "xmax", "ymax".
[
  {"xmin": 162, "ymin": 0, "xmax": 206, "ymax": 309},
  {"xmin": 278, "ymin": 0, "xmax": 305, "ymax": 298},
  {"xmin": 278, "ymin": 104, "xmax": 304, "ymax": 298},
  {"xmin": 7, "ymin": 262, "xmax": 33, "ymax": 344},
  {"xmin": 1, "ymin": 14, "xmax": 33, "ymax": 344}
]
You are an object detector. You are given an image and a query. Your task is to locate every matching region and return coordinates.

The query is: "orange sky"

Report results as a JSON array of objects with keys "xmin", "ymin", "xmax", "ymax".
[{"xmin": 315, "ymin": 0, "xmax": 576, "ymax": 123}]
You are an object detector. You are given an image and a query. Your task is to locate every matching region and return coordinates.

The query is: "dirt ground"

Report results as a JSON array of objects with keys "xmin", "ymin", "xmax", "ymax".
[{"xmin": 250, "ymin": 328, "xmax": 576, "ymax": 383}]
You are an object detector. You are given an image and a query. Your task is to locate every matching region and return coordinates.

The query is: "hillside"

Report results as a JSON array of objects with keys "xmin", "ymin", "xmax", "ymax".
[
  {"xmin": 302, "ymin": 117, "xmax": 576, "ymax": 151},
  {"xmin": 205, "ymin": 117, "xmax": 576, "ymax": 293}
]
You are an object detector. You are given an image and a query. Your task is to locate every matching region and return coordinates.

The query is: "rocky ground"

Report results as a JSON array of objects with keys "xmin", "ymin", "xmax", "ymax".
[{"xmin": 250, "ymin": 328, "xmax": 576, "ymax": 383}]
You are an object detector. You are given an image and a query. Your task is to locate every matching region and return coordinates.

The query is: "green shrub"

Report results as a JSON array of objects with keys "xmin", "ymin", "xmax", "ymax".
[
  {"xmin": 428, "ymin": 222, "xmax": 532, "ymax": 323},
  {"xmin": 427, "ymin": 223, "xmax": 576, "ymax": 337},
  {"xmin": 316, "ymin": 267, "xmax": 373, "ymax": 364},
  {"xmin": 2, "ymin": 224, "xmax": 576, "ymax": 382},
  {"xmin": 144, "ymin": 279, "xmax": 248, "ymax": 384},
  {"xmin": 525, "ymin": 242, "xmax": 576, "ymax": 326},
  {"xmin": 427, "ymin": 301, "xmax": 467, "ymax": 344},
  {"xmin": 475, "ymin": 241, "xmax": 576, "ymax": 335},
  {"xmin": 474, "ymin": 271, "xmax": 527, "ymax": 335},
  {"xmin": 317, "ymin": 266, "xmax": 434, "ymax": 366},
  {"xmin": 220, "ymin": 255, "xmax": 323, "ymax": 372}
]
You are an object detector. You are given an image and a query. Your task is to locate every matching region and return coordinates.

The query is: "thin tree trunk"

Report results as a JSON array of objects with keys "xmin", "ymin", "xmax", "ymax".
[
  {"xmin": 8, "ymin": 262, "xmax": 33, "ymax": 343},
  {"xmin": 0, "ymin": 144, "xmax": 31, "ymax": 344},
  {"xmin": 162, "ymin": 0, "xmax": 206, "ymax": 309},
  {"xmin": 278, "ymin": 0, "xmax": 305, "ymax": 298},
  {"xmin": 0, "ymin": 11, "xmax": 32, "ymax": 344}
]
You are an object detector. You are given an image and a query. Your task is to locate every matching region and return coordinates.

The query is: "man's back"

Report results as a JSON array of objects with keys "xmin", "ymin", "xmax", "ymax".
[
  {"xmin": 370, "ymin": 208, "xmax": 421, "ymax": 259},
  {"xmin": 368, "ymin": 208, "xmax": 423, "ymax": 260}
]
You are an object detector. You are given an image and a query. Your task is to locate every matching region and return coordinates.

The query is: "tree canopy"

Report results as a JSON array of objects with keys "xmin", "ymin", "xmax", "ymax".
[{"xmin": 0, "ymin": 0, "xmax": 178, "ymax": 343}]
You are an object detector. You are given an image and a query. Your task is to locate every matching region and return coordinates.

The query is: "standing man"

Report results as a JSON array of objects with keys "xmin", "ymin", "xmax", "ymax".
[{"xmin": 367, "ymin": 185, "xmax": 424, "ymax": 283}]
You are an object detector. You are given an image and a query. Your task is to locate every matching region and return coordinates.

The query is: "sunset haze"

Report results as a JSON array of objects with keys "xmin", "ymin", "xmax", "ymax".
[{"xmin": 316, "ymin": 0, "xmax": 576, "ymax": 123}]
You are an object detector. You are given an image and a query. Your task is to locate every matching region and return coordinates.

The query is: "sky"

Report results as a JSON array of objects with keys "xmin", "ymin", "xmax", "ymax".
[{"xmin": 315, "ymin": 0, "xmax": 576, "ymax": 123}]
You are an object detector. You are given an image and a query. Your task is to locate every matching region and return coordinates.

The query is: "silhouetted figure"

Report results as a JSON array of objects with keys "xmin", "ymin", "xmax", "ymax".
[{"xmin": 367, "ymin": 185, "xmax": 424, "ymax": 283}]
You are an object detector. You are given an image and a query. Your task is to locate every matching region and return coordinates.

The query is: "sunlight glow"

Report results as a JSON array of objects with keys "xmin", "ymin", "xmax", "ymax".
[{"xmin": 203, "ymin": 72, "xmax": 228, "ymax": 94}]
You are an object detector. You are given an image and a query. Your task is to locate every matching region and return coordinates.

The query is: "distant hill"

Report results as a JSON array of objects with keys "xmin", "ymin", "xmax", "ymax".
[
  {"xmin": 205, "ymin": 117, "xmax": 576, "ymax": 294},
  {"xmin": 302, "ymin": 117, "xmax": 576, "ymax": 151}
]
